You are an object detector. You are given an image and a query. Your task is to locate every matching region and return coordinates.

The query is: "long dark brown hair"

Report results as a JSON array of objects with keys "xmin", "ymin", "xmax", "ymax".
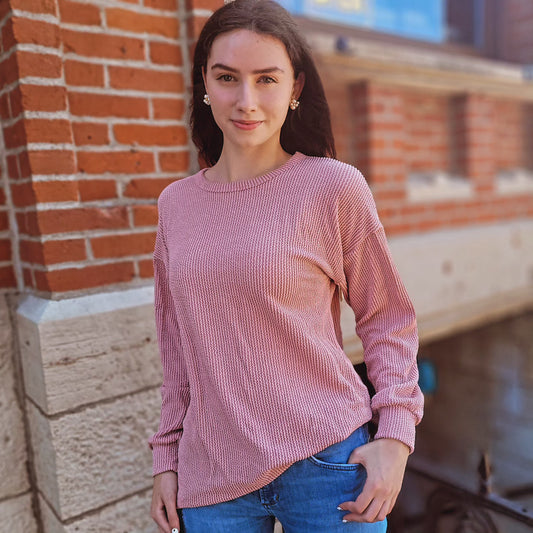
[{"xmin": 190, "ymin": 0, "xmax": 336, "ymax": 166}]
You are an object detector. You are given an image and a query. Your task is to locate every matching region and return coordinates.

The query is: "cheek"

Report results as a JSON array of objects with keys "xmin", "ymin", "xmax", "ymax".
[{"xmin": 263, "ymin": 91, "xmax": 291, "ymax": 113}]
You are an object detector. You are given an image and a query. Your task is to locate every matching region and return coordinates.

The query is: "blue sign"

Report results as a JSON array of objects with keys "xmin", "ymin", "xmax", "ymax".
[{"xmin": 277, "ymin": 0, "xmax": 445, "ymax": 43}]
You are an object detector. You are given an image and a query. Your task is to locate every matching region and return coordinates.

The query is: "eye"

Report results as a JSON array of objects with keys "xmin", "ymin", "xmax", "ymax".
[
  {"xmin": 259, "ymin": 76, "xmax": 277, "ymax": 84},
  {"xmin": 216, "ymin": 74, "xmax": 235, "ymax": 82}
]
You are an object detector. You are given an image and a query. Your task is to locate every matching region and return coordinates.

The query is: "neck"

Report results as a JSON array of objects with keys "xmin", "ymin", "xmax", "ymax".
[{"xmin": 207, "ymin": 144, "xmax": 291, "ymax": 183}]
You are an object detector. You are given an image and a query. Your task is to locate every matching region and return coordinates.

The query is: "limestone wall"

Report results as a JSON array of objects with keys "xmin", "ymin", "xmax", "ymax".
[
  {"xmin": 15, "ymin": 287, "xmax": 161, "ymax": 532},
  {"xmin": 0, "ymin": 295, "xmax": 38, "ymax": 532}
]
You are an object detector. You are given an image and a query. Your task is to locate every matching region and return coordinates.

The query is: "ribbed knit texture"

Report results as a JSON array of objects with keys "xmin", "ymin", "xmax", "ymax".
[{"xmin": 148, "ymin": 152, "xmax": 424, "ymax": 508}]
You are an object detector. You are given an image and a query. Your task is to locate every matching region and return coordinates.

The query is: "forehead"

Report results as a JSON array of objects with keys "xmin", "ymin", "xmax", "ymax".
[{"xmin": 208, "ymin": 29, "xmax": 292, "ymax": 70}]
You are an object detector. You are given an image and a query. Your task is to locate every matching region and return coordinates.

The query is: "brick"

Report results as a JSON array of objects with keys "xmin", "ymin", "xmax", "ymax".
[
  {"xmin": 9, "ymin": 17, "xmax": 60, "ymax": 48},
  {"xmin": 3, "ymin": 120, "xmax": 27, "ymax": 149},
  {"xmin": 20, "ymin": 238, "xmax": 86, "ymax": 265},
  {"xmin": 0, "ymin": 211, "xmax": 9, "ymax": 231},
  {"xmin": 106, "ymin": 9, "xmax": 179, "ymax": 39},
  {"xmin": 0, "ymin": 0, "xmax": 10, "ymax": 19},
  {"xmin": 27, "ymin": 150, "xmax": 76, "ymax": 175},
  {"xmin": 34, "ymin": 181, "xmax": 79, "ymax": 203},
  {"xmin": 64, "ymin": 60, "xmax": 104, "ymax": 87},
  {"xmin": 68, "ymin": 93, "xmax": 149, "ymax": 118},
  {"xmin": 123, "ymin": 178, "xmax": 176, "ymax": 198},
  {"xmin": 138, "ymin": 258, "xmax": 154, "ymax": 278},
  {"xmin": 132, "ymin": 205, "xmax": 158, "ymax": 226},
  {"xmin": 35, "ymin": 207, "xmax": 129, "ymax": 234},
  {"xmin": 149, "ymin": 41, "xmax": 182, "ymax": 66},
  {"xmin": 185, "ymin": 0, "xmax": 220, "ymax": 9},
  {"xmin": 2, "ymin": 19, "xmax": 17, "ymax": 51},
  {"xmin": 61, "ymin": 29, "xmax": 145, "ymax": 60},
  {"xmin": 77, "ymin": 151, "xmax": 154, "ymax": 174},
  {"xmin": 19, "ymin": 209, "xmax": 49, "ymax": 237},
  {"xmin": 18, "ymin": 84, "xmax": 68, "ymax": 112},
  {"xmin": 114, "ymin": 124, "xmax": 187, "ymax": 146},
  {"xmin": 34, "ymin": 262, "xmax": 135, "ymax": 292},
  {"xmin": 109, "ymin": 66, "xmax": 183, "ymax": 93},
  {"xmin": 19, "ymin": 240, "xmax": 43, "ymax": 263},
  {"xmin": 78, "ymin": 180, "xmax": 117, "ymax": 201},
  {"xmin": 15, "ymin": 51, "xmax": 62, "ymax": 79},
  {"xmin": 159, "ymin": 150, "xmax": 189, "ymax": 172},
  {"xmin": 73, "ymin": 123, "xmax": 109, "ymax": 146},
  {"xmin": 12, "ymin": 181, "xmax": 78, "ymax": 206},
  {"xmin": 0, "ymin": 54, "xmax": 19, "ymax": 89},
  {"xmin": 0, "ymin": 188, "xmax": 6, "ymax": 205},
  {"xmin": 25, "ymin": 119, "xmax": 73, "ymax": 144},
  {"xmin": 10, "ymin": 183, "xmax": 35, "ymax": 207},
  {"xmin": 144, "ymin": 0, "xmax": 178, "ymax": 9},
  {"xmin": 0, "ymin": 265, "xmax": 16, "ymax": 288},
  {"xmin": 6, "ymin": 155, "xmax": 19, "ymax": 180},
  {"xmin": 91, "ymin": 232, "xmax": 156, "ymax": 258},
  {"xmin": 58, "ymin": 0, "xmax": 101, "ymax": 25},
  {"xmin": 23, "ymin": 268, "xmax": 34, "ymax": 288},
  {"xmin": 0, "ymin": 239, "xmax": 11, "ymax": 261},
  {"xmin": 152, "ymin": 97, "xmax": 185, "ymax": 120},
  {"xmin": 18, "ymin": 151, "xmax": 32, "ymax": 179},
  {"xmin": 10, "ymin": 0, "xmax": 57, "ymax": 14},
  {"xmin": 0, "ymin": 93, "xmax": 9, "ymax": 120}
]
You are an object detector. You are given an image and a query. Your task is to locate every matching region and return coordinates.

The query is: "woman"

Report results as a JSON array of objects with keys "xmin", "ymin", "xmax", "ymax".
[{"xmin": 149, "ymin": 1, "xmax": 424, "ymax": 531}]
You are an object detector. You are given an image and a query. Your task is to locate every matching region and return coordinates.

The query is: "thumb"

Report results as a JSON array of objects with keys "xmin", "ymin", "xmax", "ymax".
[{"xmin": 348, "ymin": 443, "xmax": 368, "ymax": 466}]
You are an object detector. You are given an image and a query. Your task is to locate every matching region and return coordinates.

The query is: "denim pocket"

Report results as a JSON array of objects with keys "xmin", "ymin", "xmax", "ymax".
[{"xmin": 307, "ymin": 424, "xmax": 369, "ymax": 471}]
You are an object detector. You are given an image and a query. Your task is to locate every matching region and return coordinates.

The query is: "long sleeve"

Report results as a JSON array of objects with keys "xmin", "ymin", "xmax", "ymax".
[
  {"xmin": 148, "ymin": 197, "xmax": 191, "ymax": 476},
  {"xmin": 343, "ymin": 227, "xmax": 423, "ymax": 452},
  {"xmin": 329, "ymin": 165, "xmax": 423, "ymax": 453}
]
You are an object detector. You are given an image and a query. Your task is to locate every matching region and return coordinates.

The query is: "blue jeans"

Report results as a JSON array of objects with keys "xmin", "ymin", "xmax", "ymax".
[{"xmin": 180, "ymin": 424, "xmax": 387, "ymax": 532}]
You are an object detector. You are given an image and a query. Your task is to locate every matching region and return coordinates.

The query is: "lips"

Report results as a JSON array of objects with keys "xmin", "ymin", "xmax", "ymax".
[{"xmin": 231, "ymin": 120, "xmax": 263, "ymax": 130}]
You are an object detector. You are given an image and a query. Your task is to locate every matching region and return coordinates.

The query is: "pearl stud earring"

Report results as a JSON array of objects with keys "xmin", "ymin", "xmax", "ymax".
[
  {"xmin": 289, "ymin": 98, "xmax": 300, "ymax": 110},
  {"xmin": 203, "ymin": 93, "xmax": 211, "ymax": 105}
]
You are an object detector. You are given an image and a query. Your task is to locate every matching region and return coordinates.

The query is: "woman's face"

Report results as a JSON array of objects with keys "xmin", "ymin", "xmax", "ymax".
[{"xmin": 202, "ymin": 29, "xmax": 304, "ymax": 154}]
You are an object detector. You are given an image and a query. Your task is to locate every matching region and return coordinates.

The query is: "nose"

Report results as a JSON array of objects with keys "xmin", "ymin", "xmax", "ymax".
[{"xmin": 236, "ymin": 81, "xmax": 257, "ymax": 112}]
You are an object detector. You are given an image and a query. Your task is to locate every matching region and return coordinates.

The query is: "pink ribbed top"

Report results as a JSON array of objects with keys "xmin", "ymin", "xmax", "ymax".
[{"xmin": 148, "ymin": 152, "xmax": 423, "ymax": 508}]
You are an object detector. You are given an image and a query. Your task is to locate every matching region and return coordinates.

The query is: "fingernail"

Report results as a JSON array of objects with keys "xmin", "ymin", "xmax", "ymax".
[
  {"xmin": 337, "ymin": 506, "xmax": 343, "ymax": 510},
  {"xmin": 342, "ymin": 519, "xmax": 348, "ymax": 523},
  {"xmin": 172, "ymin": 529, "xmax": 179, "ymax": 533}
]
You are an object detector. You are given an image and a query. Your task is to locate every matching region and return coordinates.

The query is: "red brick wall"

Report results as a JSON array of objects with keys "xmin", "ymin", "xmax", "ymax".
[
  {"xmin": 324, "ymin": 77, "xmax": 533, "ymax": 237},
  {"xmin": 0, "ymin": 0, "xmax": 221, "ymax": 296}
]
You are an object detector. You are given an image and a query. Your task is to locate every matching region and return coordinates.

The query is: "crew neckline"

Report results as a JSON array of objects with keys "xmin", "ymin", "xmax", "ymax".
[{"xmin": 194, "ymin": 151, "xmax": 305, "ymax": 192}]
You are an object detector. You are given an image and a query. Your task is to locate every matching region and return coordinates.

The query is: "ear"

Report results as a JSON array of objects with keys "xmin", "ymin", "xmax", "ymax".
[{"xmin": 293, "ymin": 71, "xmax": 305, "ymax": 100}]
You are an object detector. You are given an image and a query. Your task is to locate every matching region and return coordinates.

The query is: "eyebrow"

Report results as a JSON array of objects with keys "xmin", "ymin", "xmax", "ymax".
[{"xmin": 210, "ymin": 63, "xmax": 284, "ymax": 74}]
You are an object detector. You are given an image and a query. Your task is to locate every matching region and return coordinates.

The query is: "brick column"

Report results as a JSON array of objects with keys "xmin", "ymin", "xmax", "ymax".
[
  {"xmin": 525, "ymin": 103, "xmax": 533, "ymax": 170},
  {"xmin": 351, "ymin": 81, "xmax": 408, "ymax": 233},
  {"xmin": 0, "ymin": 0, "xmax": 198, "ymax": 298},
  {"xmin": 451, "ymin": 94, "xmax": 496, "ymax": 195}
]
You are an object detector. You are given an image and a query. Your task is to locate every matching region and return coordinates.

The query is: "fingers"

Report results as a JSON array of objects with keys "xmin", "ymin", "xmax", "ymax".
[
  {"xmin": 341, "ymin": 497, "xmax": 390, "ymax": 523},
  {"xmin": 151, "ymin": 497, "xmax": 170, "ymax": 532},
  {"xmin": 338, "ymin": 480, "xmax": 398, "ymax": 523},
  {"xmin": 151, "ymin": 472, "xmax": 180, "ymax": 532},
  {"xmin": 151, "ymin": 493, "xmax": 181, "ymax": 532},
  {"xmin": 164, "ymin": 496, "xmax": 181, "ymax": 532}
]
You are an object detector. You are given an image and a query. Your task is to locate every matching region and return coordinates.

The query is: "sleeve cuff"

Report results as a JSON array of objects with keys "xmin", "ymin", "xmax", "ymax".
[
  {"xmin": 150, "ymin": 441, "xmax": 180, "ymax": 477},
  {"xmin": 373, "ymin": 406, "xmax": 418, "ymax": 454}
]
